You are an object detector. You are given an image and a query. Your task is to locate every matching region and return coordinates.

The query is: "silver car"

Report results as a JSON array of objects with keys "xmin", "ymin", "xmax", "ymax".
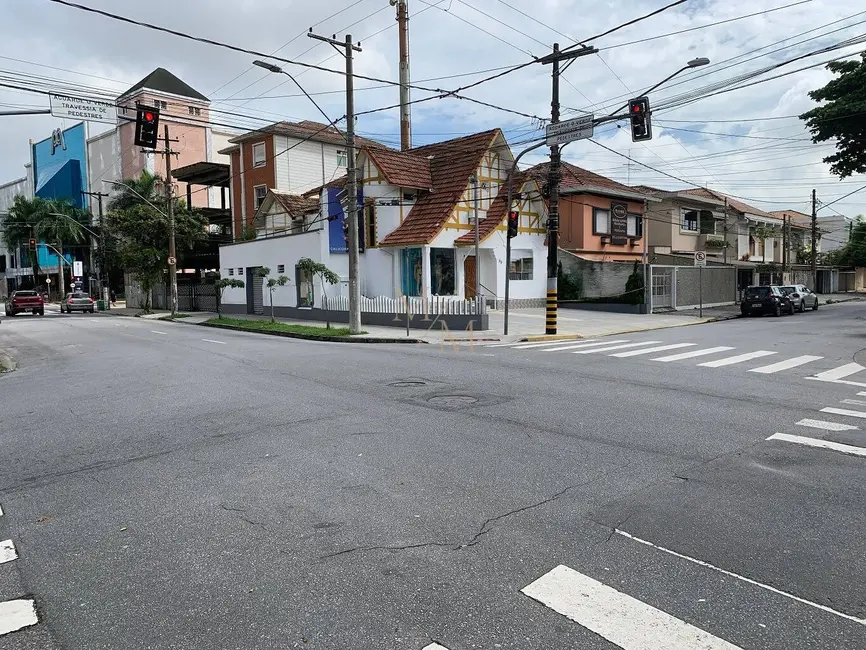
[
  {"xmin": 780, "ymin": 285, "xmax": 818, "ymax": 312},
  {"xmin": 60, "ymin": 292, "xmax": 96, "ymax": 314}
]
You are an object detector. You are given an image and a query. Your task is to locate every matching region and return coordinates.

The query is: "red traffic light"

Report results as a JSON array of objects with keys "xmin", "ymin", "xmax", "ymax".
[
  {"xmin": 632, "ymin": 104, "xmax": 642, "ymax": 113},
  {"xmin": 144, "ymin": 112, "xmax": 154, "ymax": 121}
]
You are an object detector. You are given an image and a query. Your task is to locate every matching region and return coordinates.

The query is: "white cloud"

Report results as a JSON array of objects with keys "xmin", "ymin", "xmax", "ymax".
[{"xmin": 0, "ymin": 0, "xmax": 863, "ymax": 216}]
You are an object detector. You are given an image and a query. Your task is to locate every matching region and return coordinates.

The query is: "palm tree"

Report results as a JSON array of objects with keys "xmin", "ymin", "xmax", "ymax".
[
  {"xmin": 107, "ymin": 170, "xmax": 164, "ymax": 212},
  {"xmin": 2, "ymin": 195, "xmax": 53, "ymax": 285}
]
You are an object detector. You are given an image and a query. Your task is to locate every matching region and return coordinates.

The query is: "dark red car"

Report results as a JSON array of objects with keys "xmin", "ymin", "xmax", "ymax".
[{"xmin": 4, "ymin": 290, "xmax": 45, "ymax": 317}]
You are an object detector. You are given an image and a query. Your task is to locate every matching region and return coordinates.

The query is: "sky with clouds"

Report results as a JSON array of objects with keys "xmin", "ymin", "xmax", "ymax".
[{"xmin": 0, "ymin": 0, "xmax": 864, "ymax": 219}]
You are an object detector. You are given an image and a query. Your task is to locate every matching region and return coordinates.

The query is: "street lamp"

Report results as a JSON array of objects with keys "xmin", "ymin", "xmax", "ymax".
[{"xmin": 607, "ymin": 57, "xmax": 710, "ymax": 117}]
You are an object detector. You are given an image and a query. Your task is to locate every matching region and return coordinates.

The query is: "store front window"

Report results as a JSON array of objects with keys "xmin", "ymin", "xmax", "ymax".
[
  {"xmin": 430, "ymin": 248, "xmax": 456, "ymax": 295},
  {"xmin": 401, "ymin": 248, "xmax": 423, "ymax": 297}
]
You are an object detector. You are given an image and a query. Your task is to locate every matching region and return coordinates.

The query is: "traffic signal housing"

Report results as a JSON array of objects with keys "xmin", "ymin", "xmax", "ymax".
[
  {"xmin": 507, "ymin": 210, "xmax": 519, "ymax": 239},
  {"xmin": 628, "ymin": 96, "xmax": 652, "ymax": 142},
  {"xmin": 28, "ymin": 238, "xmax": 36, "ymax": 251},
  {"xmin": 134, "ymin": 106, "xmax": 160, "ymax": 148}
]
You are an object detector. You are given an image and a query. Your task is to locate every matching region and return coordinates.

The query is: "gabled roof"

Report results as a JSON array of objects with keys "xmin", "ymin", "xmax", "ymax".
[
  {"xmin": 229, "ymin": 120, "xmax": 390, "ymax": 151},
  {"xmin": 254, "ymin": 190, "xmax": 319, "ymax": 222},
  {"xmin": 525, "ymin": 162, "xmax": 649, "ymax": 200},
  {"xmin": 302, "ymin": 174, "xmax": 348, "ymax": 198},
  {"xmin": 454, "ymin": 172, "xmax": 529, "ymax": 246},
  {"xmin": 119, "ymin": 68, "xmax": 209, "ymax": 102},
  {"xmin": 680, "ymin": 188, "xmax": 776, "ymax": 219},
  {"xmin": 364, "ymin": 148, "xmax": 433, "ymax": 190},
  {"xmin": 379, "ymin": 129, "xmax": 502, "ymax": 247}
]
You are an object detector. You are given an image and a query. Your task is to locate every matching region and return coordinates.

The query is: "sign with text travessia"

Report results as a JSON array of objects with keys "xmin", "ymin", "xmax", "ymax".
[
  {"xmin": 49, "ymin": 94, "xmax": 117, "ymax": 125},
  {"xmin": 545, "ymin": 114, "xmax": 594, "ymax": 146},
  {"xmin": 610, "ymin": 202, "xmax": 629, "ymax": 245}
]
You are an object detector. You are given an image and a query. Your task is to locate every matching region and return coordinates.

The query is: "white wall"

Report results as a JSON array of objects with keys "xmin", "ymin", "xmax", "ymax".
[
  {"xmin": 86, "ymin": 130, "xmax": 122, "ymax": 209},
  {"xmin": 0, "ymin": 177, "xmax": 28, "ymax": 213},
  {"xmin": 273, "ymin": 136, "xmax": 348, "ymax": 196}
]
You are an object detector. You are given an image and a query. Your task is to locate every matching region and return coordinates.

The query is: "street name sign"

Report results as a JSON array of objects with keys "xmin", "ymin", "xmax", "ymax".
[
  {"xmin": 545, "ymin": 114, "xmax": 594, "ymax": 146},
  {"xmin": 694, "ymin": 251, "xmax": 707, "ymax": 267},
  {"xmin": 49, "ymin": 94, "xmax": 117, "ymax": 125}
]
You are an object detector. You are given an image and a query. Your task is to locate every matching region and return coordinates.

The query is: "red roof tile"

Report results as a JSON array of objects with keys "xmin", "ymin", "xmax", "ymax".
[
  {"xmin": 454, "ymin": 172, "xmax": 527, "ymax": 246},
  {"xmin": 524, "ymin": 161, "xmax": 639, "ymax": 196},
  {"xmin": 680, "ymin": 188, "xmax": 777, "ymax": 219},
  {"xmin": 364, "ymin": 148, "xmax": 433, "ymax": 190},
  {"xmin": 229, "ymin": 120, "xmax": 391, "ymax": 151},
  {"xmin": 270, "ymin": 191, "xmax": 319, "ymax": 216},
  {"xmin": 379, "ymin": 130, "xmax": 501, "ymax": 247}
]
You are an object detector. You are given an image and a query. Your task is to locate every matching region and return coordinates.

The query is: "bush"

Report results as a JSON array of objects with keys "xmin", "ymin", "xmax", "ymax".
[{"xmin": 557, "ymin": 262, "xmax": 583, "ymax": 300}]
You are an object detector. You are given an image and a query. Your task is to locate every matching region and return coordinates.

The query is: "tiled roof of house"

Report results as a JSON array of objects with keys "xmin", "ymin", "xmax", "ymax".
[
  {"xmin": 525, "ymin": 161, "xmax": 640, "ymax": 196},
  {"xmin": 680, "ymin": 188, "xmax": 776, "ymax": 219},
  {"xmin": 630, "ymin": 184, "xmax": 668, "ymax": 197},
  {"xmin": 302, "ymin": 174, "xmax": 349, "ymax": 198},
  {"xmin": 229, "ymin": 120, "xmax": 390, "ymax": 150},
  {"xmin": 364, "ymin": 148, "xmax": 433, "ymax": 190},
  {"xmin": 454, "ymin": 171, "xmax": 528, "ymax": 246},
  {"xmin": 379, "ymin": 129, "xmax": 501, "ymax": 247},
  {"xmin": 270, "ymin": 191, "xmax": 320, "ymax": 216}
]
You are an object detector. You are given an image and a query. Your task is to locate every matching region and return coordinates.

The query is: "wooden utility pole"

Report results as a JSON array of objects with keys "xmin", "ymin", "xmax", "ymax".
[
  {"xmin": 396, "ymin": 0, "xmax": 412, "ymax": 150},
  {"xmin": 309, "ymin": 31, "xmax": 363, "ymax": 334}
]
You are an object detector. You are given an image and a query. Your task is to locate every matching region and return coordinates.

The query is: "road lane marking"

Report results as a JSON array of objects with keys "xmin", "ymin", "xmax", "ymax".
[
  {"xmin": 697, "ymin": 350, "xmax": 776, "ymax": 368},
  {"xmin": 150, "ymin": 330, "xmax": 168, "ymax": 335},
  {"xmin": 821, "ymin": 407, "xmax": 866, "ymax": 420},
  {"xmin": 0, "ymin": 540, "xmax": 17, "ymax": 564},
  {"xmin": 768, "ymin": 432, "xmax": 866, "ymax": 458},
  {"xmin": 540, "ymin": 340, "xmax": 631, "ymax": 352},
  {"xmin": 0, "ymin": 599, "xmax": 38, "ymax": 636},
  {"xmin": 422, "ymin": 644, "xmax": 450, "ymax": 650},
  {"xmin": 512, "ymin": 340, "xmax": 593, "ymax": 349},
  {"xmin": 749, "ymin": 355, "xmax": 824, "ymax": 374},
  {"xmin": 201, "ymin": 338, "xmax": 227, "ymax": 345},
  {"xmin": 571, "ymin": 341, "xmax": 662, "ymax": 354},
  {"xmin": 841, "ymin": 399, "xmax": 866, "ymax": 407},
  {"xmin": 858, "ymin": 392, "xmax": 866, "ymax": 397},
  {"xmin": 0, "ymin": 504, "xmax": 3, "ymax": 517},
  {"xmin": 521, "ymin": 564, "xmax": 742, "ymax": 649},
  {"xmin": 651, "ymin": 345, "xmax": 735, "ymax": 362},
  {"xmin": 812, "ymin": 363, "xmax": 866, "ymax": 381},
  {"xmin": 609, "ymin": 343, "xmax": 697, "ymax": 358},
  {"xmin": 796, "ymin": 418, "xmax": 858, "ymax": 432},
  {"xmin": 615, "ymin": 530, "xmax": 866, "ymax": 626}
]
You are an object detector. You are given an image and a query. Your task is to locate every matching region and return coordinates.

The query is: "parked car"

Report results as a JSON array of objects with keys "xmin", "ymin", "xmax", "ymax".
[
  {"xmin": 741, "ymin": 285, "xmax": 795, "ymax": 317},
  {"xmin": 60, "ymin": 292, "xmax": 96, "ymax": 314},
  {"xmin": 4, "ymin": 290, "xmax": 44, "ymax": 316},
  {"xmin": 779, "ymin": 284, "xmax": 819, "ymax": 312}
]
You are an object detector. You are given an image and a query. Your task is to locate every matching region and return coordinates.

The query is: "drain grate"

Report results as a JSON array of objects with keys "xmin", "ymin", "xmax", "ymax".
[
  {"xmin": 389, "ymin": 380, "xmax": 428, "ymax": 387},
  {"xmin": 426, "ymin": 395, "xmax": 478, "ymax": 407}
]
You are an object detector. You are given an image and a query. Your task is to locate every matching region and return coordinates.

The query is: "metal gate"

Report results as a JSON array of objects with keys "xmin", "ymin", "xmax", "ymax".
[
  {"xmin": 177, "ymin": 282, "xmax": 217, "ymax": 312},
  {"xmin": 651, "ymin": 268, "xmax": 672, "ymax": 308},
  {"xmin": 251, "ymin": 273, "xmax": 264, "ymax": 314}
]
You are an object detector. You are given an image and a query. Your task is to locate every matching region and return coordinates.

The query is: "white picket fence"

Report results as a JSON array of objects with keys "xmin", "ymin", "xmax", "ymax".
[{"xmin": 323, "ymin": 294, "xmax": 486, "ymax": 315}]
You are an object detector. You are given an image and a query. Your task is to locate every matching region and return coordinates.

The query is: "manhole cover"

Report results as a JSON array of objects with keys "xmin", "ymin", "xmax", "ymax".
[
  {"xmin": 427, "ymin": 395, "xmax": 478, "ymax": 407},
  {"xmin": 389, "ymin": 381, "xmax": 427, "ymax": 387}
]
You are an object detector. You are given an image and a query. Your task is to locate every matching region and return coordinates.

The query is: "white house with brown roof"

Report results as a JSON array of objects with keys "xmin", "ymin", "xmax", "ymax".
[{"xmin": 216, "ymin": 128, "xmax": 549, "ymax": 327}]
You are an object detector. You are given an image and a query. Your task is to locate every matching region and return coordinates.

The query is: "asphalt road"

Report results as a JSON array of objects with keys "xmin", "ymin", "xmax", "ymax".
[{"xmin": 0, "ymin": 304, "xmax": 864, "ymax": 649}]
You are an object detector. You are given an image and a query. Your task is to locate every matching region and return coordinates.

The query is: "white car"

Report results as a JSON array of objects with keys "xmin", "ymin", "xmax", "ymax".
[{"xmin": 780, "ymin": 285, "xmax": 819, "ymax": 312}]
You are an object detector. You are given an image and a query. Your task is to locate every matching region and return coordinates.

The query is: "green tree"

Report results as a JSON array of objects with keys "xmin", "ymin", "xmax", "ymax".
[
  {"xmin": 834, "ymin": 217, "xmax": 866, "ymax": 267},
  {"xmin": 624, "ymin": 261, "xmax": 645, "ymax": 305},
  {"xmin": 297, "ymin": 257, "xmax": 340, "ymax": 328},
  {"xmin": 107, "ymin": 170, "xmax": 164, "ymax": 212},
  {"xmin": 800, "ymin": 52, "xmax": 866, "ymax": 179},
  {"xmin": 214, "ymin": 277, "xmax": 245, "ymax": 319},
  {"xmin": 255, "ymin": 267, "xmax": 290, "ymax": 323},
  {"xmin": 105, "ymin": 202, "xmax": 206, "ymax": 313}
]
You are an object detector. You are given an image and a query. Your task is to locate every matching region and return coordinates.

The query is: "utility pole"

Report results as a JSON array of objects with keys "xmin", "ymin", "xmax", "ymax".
[
  {"xmin": 145, "ymin": 127, "xmax": 180, "ymax": 314},
  {"xmin": 396, "ymin": 0, "xmax": 412, "ymax": 151},
  {"xmin": 472, "ymin": 175, "xmax": 480, "ymax": 303},
  {"xmin": 309, "ymin": 31, "xmax": 363, "ymax": 334},
  {"xmin": 811, "ymin": 188, "xmax": 818, "ymax": 290},
  {"xmin": 82, "ymin": 189, "xmax": 109, "ymax": 305},
  {"xmin": 539, "ymin": 42, "xmax": 595, "ymax": 335},
  {"xmin": 781, "ymin": 213, "xmax": 787, "ymax": 278}
]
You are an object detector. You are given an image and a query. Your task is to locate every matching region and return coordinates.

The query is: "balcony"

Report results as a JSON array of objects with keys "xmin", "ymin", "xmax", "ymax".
[{"xmin": 697, "ymin": 233, "xmax": 728, "ymax": 251}]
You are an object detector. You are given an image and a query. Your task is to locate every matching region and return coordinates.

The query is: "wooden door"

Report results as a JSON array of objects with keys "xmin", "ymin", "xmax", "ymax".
[{"xmin": 464, "ymin": 256, "xmax": 477, "ymax": 298}]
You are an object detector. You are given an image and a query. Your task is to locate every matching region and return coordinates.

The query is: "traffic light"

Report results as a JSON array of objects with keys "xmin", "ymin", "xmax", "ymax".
[
  {"xmin": 628, "ymin": 96, "xmax": 652, "ymax": 142},
  {"xmin": 134, "ymin": 106, "xmax": 160, "ymax": 148},
  {"xmin": 28, "ymin": 238, "xmax": 36, "ymax": 251},
  {"xmin": 507, "ymin": 210, "xmax": 519, "ymax": 238}
]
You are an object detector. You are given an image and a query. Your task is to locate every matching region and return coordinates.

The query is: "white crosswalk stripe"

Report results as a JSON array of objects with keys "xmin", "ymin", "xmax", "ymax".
[
  {"xmin": 651, "ymin": 345, "xmax": 735, "ymax": 361},
  {"xmin": 796, "ymin": 418, "xmax": 858, "ymax": 432},
  {"xmin": 522, "ymin": 565, "xmax": 742, "ymax": 649},
  {"xmin": 767, "ymin": 433, "xmax": 866, "ymax": 458},
  {"xmin": 821, "ymin": 407, "xmax": 866, "ymax": 419},
  {"xmin": 0, "ymin": 599, "xmax": 38, "ymax": 636},
  {"xmin": 697, "ymin": 350, "xmax": 776, "ymax": 368},
  {"xmin": 0, "ymin": 540, "xmax": 17, "ymax": 565},
  {"xmin": 511, "ymin": 340, "xmax": 588, "ymax": 349},
  {"xmin": 749, "ymin": 355, "xmax": 824, "ymax": 374},
  {"xmin": 539, "ymin": 339, "xmax": 630, "ymax": 352},
  {"xmin": 571, "ymin": 341, "xmax": 662, "ymax": 354},
  {"xmin": 841, "ymin": 398, "xmax": 866, "ymax": 407},
  {"xmin": 812, "ymin": 363, "xmax": 866, "ymax": 381},
  {"xmin": 609, "ymin": 343, "xmax": 696, "ymax": 358}
]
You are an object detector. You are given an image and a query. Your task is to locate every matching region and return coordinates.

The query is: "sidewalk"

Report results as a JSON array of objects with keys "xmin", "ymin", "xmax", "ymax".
[{"xmin": 95, "ymin": 305, "xmax": 714, "ymax": 344}]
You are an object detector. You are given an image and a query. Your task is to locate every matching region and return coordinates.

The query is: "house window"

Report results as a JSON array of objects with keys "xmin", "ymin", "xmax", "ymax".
[
  {"xmin": 593, "ymin": 208, "xmax": 610, "ymax": 235},
  {"xmin": 237, "ymin": 268, "xmax": 243, "ymax": 275},
  {"xmin": 252, "ymin": 142, "xmax": 266, "ymax": 168},
  {"xmin": 228, "ymin": 268, "xmax": 234, "ymax": 276},
  {"xmin": 430, "ymin": 248, "xmax": 455, "ymax": 295},
  {"xmin": 254, "ymin": 185, "xmax": 268, "ymax": 210},
  {"xmin": 188, "ymin": 106, "xmax": 201, "ymax": 116},
  {"xmin": 154, "ymin": 100, "xmax": 167, "ymax": 109},
  {"xmin": 336, "ymin": 150, "xmax": 347, "ymax": 167},
  {"xmin": 681, "ymin": 209, "xmax": 699, "ymax": 233},
  {"xmin": 296, "ymin": 265, "xmax": 314, "ymax": 308},
  {"xmin": 509, "ymin": 253, "xmax": 534, "ymax": 281},
  {"xmin": 365, "ymin": 204, "xmax": 377, "ymax": 248},
  {"xmin": 627, "ymin": 213, "xmax": 643, "ymax": 238},
  {"xmin": 699, "ymin": 211, "xmax": 718, "ymax": 235},
  {"xmin": 277, "ymin": 264, "xmax": 285, "ymax": 274}
]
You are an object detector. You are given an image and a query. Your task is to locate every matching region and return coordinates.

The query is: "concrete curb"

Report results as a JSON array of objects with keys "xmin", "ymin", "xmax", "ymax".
[
  {"xmin": 0, "ymin": 350, "xmax": 17, "ymax": 374},
  {"xmin": 198, "ymin": 320, "xmax": 428, "ymax": 344},
  {"xmin": 520, "ymin": 334, "xmax": 585, "ymax": 343}
]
